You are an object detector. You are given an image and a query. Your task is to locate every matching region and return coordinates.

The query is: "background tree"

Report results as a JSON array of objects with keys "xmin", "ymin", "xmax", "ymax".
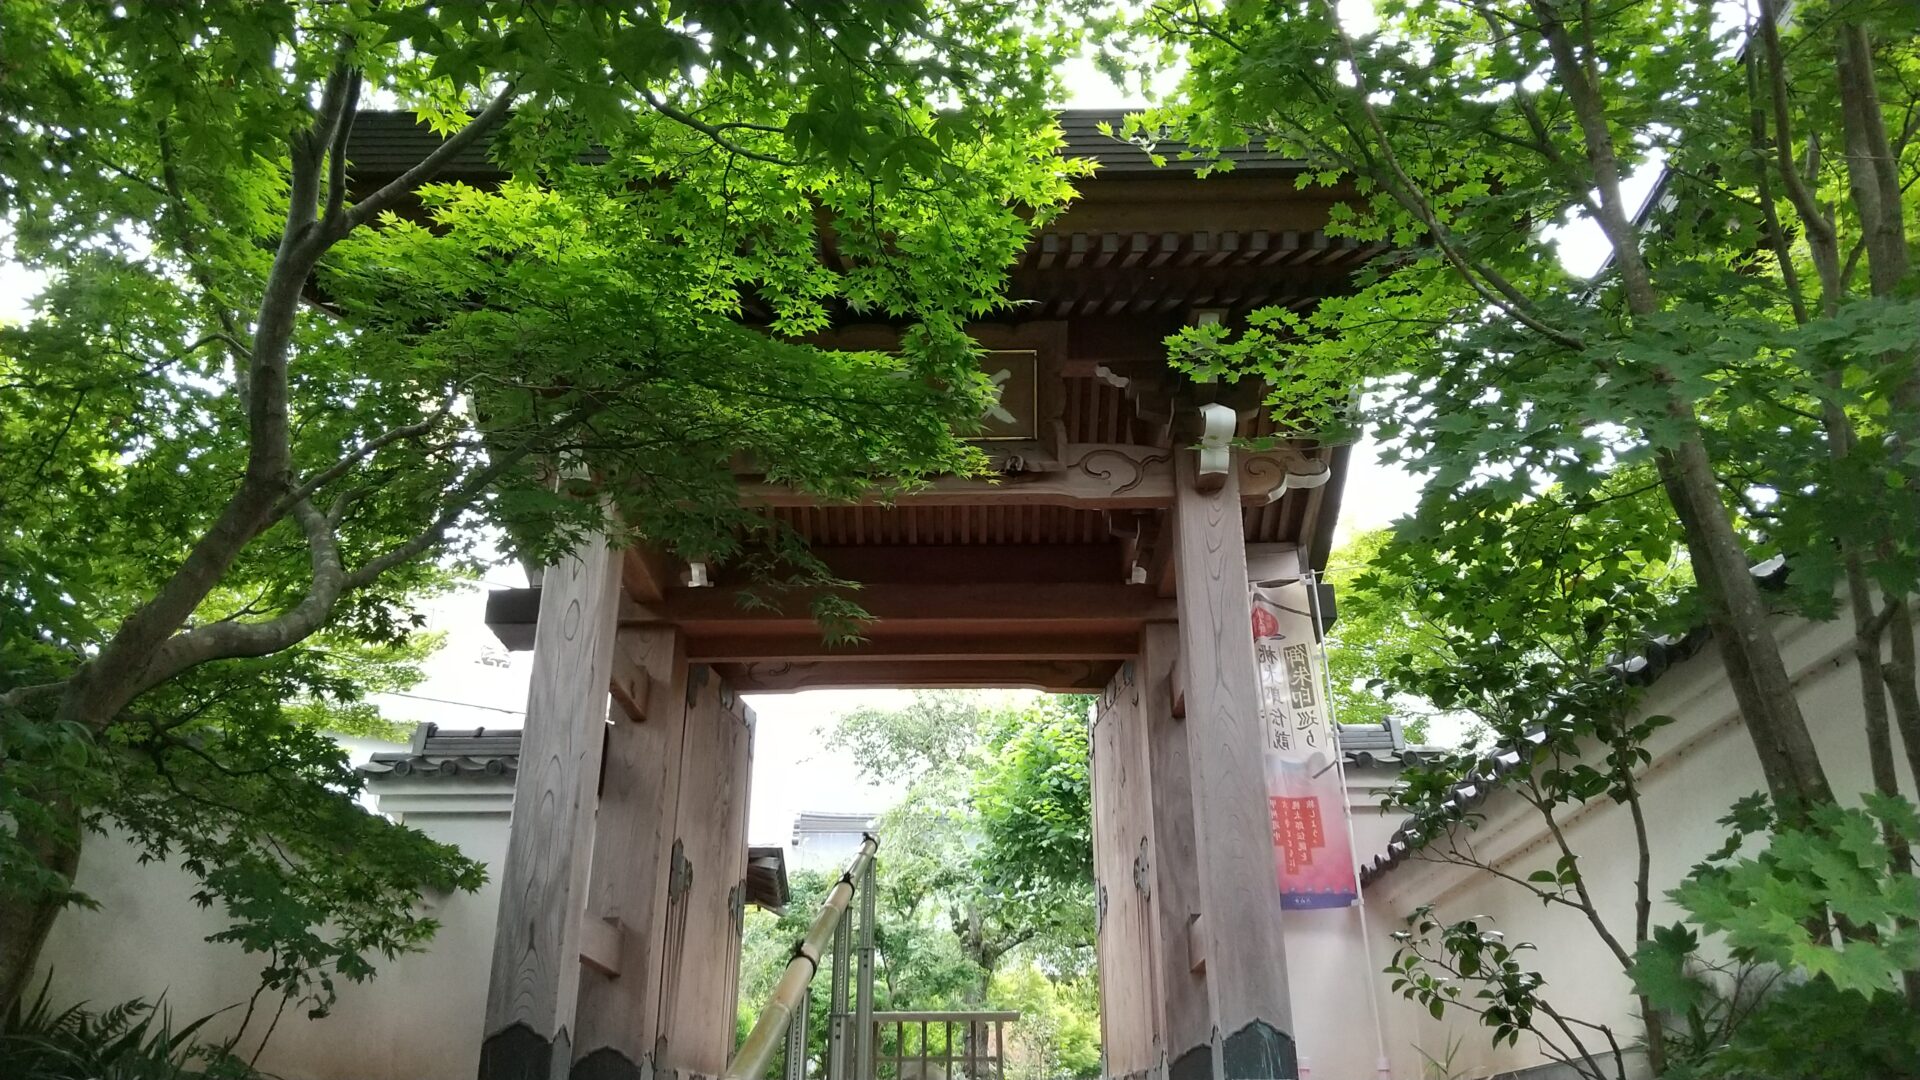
[
  {"xmin": 825, "ymin": 693, "xmax": 1097, "ymax": 997},
  {"xmin": 1331, "ymin": 472, "xmax": 1689, "ymax": 1075},
  {"xmin": 1114, "ymin": 0, "xmax": 1920, "ymax": 825},
  {"xmin": 1321, "ymin": 528, "xmax": 1435, "ymax": 739},
  {"xmin": 0, "ymin": 0, "xmax": 1082, "ymax": 1013},
  {"xmin": 730, "ymin": 691, "xmax": 1102, "ymax": 1076}
]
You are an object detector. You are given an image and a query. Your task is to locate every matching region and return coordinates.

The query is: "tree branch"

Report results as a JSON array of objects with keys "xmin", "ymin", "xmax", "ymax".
[
  {"xmin": 278, "ymin": 392, "xmax": 461, "ymax": 513},
  {"xmin": 344, "ymin": 86, "xmax": 519, "ymax": 232},
  {"xmin": 634, "ymin": 88, "xmax": 801, "ymax": 168},
  {"xmin": 321, "ymin": 70, "xmax": 364, "ymax": 228},
  {"xmin": 1318, "ymin": 0, "xmax": 1587, "ymax": 350}
]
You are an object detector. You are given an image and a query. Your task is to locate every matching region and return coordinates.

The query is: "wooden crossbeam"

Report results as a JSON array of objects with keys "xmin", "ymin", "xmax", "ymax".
[
  {"xmin": 737, "ymin": 444, "xmax": 1322, "ymax": 512},
  {"xmin": 630, "ymin": 583, "xmax": 1173, "ymax": 632},
  {"xmin": 738, "ymin": 443, "xmax": 1172, "ymax": 510},
  {"xmin": 715, "ymin": 657, "xmax": 1117, "ymax": 693},
  {"xmin": 686, "ymin": 628, "xmax": 1140, "ymax": 663},
  {"xmin": 773, "ymin": 543, "xmax": 1124, "ymax": 585},
  {"xmin": 489, "ymin": 583, "xmax": 1171, "ymax": 649},
  {"xmin": 621, "ymin": 546, "xmax": 679, "ymax": 603}
]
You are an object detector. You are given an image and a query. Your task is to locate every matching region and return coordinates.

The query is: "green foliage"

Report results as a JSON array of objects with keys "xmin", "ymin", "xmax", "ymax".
[
  {"xmin": 974, "ymin": 696, "xmax": 1094, "ymax": 894},
  {"xmin": 1638, "ymin": 795, "xmax": 1920, "ymax": 1002},
  {"xmin": 842, "ymin": 693, "xmax": 1095, "ymax": 979},
  {"xmin": 1667, "ymin": 979, "xmax": 1920, "ymax": 1080},
  {"xmin": 0, "ymin": 0, "xmax": 1082, "ymax": 1006},
  {"xmin": 0, "ymin": 975, "xmax": 264, "ymax": 1080},
  {"xmin": 1388, "ymin": 907, "xmax": 1549, "ymax": 1052},
  {"xmin": 745, "ymin": 692, "xmax": 1099, "ymax": 1068},
  {"xmin": 1321, "ymin": 529, "xmax": 1420, "ymax": 734},
  {"xmin": 990, "ymin": 965, "xmax": 1102, "ymax": 1080},
  {"xmin": 99, "ymin": 672, "xmax": 487, "ymax": 1015}
]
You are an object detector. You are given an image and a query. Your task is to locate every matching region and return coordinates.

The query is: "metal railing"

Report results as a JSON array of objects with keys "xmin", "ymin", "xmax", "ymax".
[
  {"xmin": 725, "ymin": 836, "xmax": 1021, "ymax": 1080},
  {"xmin": 871, "ymin": 1011, "xmax": 1018, "ymax": 1080}
]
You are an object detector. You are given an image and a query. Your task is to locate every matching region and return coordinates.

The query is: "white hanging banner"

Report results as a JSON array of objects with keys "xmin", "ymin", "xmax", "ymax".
[{"xmin": 1251, "ymin": 580, "xmax": 1358, "ymax": 909}]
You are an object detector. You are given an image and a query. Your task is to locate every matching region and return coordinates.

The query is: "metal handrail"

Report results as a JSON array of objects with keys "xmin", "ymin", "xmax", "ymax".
[
  {"xmin": 871, "ymin": 1010, "xmax": 1019, "ymax": 1080},
  {"xmin": 725, "ymin": 834, "xmax": 880, "ymax": 1080}
]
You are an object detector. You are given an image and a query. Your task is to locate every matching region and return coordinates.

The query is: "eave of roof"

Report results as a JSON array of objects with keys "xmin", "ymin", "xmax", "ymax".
[
  {"xmin": 359, "ymin": 723, "xmax": 520, "ymax": 781},
  {"xmin": 1358, "ymin": 556, "xmax": 1790, "ymax": 887},
  {"xmin": 342, "ymin": 108, "xmax": 1305, "ymax": 184}
]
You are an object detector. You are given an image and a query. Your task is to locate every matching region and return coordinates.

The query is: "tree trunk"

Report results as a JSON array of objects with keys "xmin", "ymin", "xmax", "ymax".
[
  {"xmin": 1652, "ymin": 440, "xmax": 1834, "ymax": 815},
  {"xmin": 0, "ymin": 794, "xmax": 83, "ymax": 1019},
  {"xmin": 1531, "ymin": 0, "xmax": 1834, "ymax": 814}
]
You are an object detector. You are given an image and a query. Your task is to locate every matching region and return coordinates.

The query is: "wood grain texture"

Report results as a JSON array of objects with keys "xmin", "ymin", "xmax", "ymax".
[
  {"xmin": 573, "ymin": 627, "xmax": 692, "ymax": 1073},
  {"xmin": 1091, "ymin": 660, "xmax": 1160, "ymax": 1074},
  {"xmin": 626, "ymin": 582, "xmax": 1174, "ymax": 630},
  {"xmin": 653, "ymin": 667, "xmax": 753, "ymax": 1075},
  {"xmin": 1140, "ymin": 621, "xmax": 1212, "ymax": 1062},
  {"xmin": 1171, "ymin": 451, "xmax": 1294, "ymax": 1072},
  {"xmin": 718, "ymin": 689, "xmax": 755, "ymax": 1049},
  {"xmin": 482, "ymin": 532, "xmax": 624, "ymax": 1063}
]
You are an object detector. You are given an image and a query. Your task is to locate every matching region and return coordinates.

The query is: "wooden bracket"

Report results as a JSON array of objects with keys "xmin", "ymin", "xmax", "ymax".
[
  {"xmin": 579, "ymin": 916, "xmax": 625, "ymax": 978},
  {"xmin": 609, "ymin": 633, "xmax": 654, "ymax": 722},
  {"xmin": 1187, "ymin": 913, "xmax": 1207, "ymax": 974}
]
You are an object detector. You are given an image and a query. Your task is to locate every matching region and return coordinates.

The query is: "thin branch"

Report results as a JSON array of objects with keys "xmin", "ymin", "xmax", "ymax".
[
  {"xmin": 1522, "ymin": 778, "xmax": 1633, "ymax": 970},
  {"xmin": 633, "ymin": 88, "xmax": 800, "ymax": 168},
  {"xmin": 321, "ymin": 69, "xmax": 364, "ymax": 228},
  {"xmin": 278, "ymin": 392, "xmax": 460, "ymax": 512},
  {"xmin": 1318, "ymin": 0, "xmax": 1587, "ymax": 350}
]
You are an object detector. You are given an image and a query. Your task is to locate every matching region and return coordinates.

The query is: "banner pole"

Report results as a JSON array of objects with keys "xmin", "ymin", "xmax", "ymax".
[{"xmin": 1305, "ymin": 569, "xmax": 1394, "ymax": 1080}]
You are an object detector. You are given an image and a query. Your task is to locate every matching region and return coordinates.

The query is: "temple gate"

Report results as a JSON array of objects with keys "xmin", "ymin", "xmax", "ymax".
[{"xmin": 349, "ymin": 110, "xmax": 1381, "ymax": 1080}]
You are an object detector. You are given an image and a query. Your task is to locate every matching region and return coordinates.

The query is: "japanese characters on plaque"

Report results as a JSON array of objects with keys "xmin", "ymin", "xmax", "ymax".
[{"xmin": 1251, "ymin": 581, "xmax": 1358, "ymax": 910}]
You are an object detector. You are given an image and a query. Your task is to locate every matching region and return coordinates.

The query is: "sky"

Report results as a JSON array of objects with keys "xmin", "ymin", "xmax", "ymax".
[{"xmin": 0, "ymin": 47, "xmax": 1648, "ymax": 854}]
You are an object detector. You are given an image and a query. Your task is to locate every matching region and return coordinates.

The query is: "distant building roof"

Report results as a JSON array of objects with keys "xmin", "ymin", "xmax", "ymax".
[
  {"xmin": 359, "ymin": 723, "xmax": 520, "ymax": 781},
  {"xmin": 791, "ymin": 811, "xmax": 880, "ymax": 846}
]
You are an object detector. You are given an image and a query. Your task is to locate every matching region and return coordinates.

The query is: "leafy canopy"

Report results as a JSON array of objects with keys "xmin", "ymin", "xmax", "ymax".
[{"xmin": 1, "ymin": 0, "xmax": 1083, "ymax": 1012}]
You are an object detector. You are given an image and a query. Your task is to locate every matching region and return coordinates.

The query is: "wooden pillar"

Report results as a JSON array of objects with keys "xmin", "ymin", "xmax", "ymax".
[
  {"xmin": 1140, "ymin": 621, "xmax": 1211, "ymax": 1074},
  {"xmin": 1170, "ymin": 450, "xmax": 1297, "ymax": 1080},
  {"xmin": 1091, "ymin": 660, "xmax": 1159, "ymax": 1077},
  {"xmin": 652, "ymin": 667, "xmax": 756, "ymax": 1075},
  {"xmin": 481, "ymin": 533, "xmax": 624, "ymax": 1080},
  {"xmin": 571, "ymin": 627, "xmax": 693, "ymax": 1080}
]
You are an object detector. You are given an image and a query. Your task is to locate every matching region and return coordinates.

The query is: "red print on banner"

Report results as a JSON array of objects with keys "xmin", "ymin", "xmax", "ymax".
[
  {"xmin": 1270, "ymin": 796, "xmax": 1329, "ymax": 874},
  {"xmin": 1252, "ymin": 581, "xmax": 1359, "ymax": 910}
]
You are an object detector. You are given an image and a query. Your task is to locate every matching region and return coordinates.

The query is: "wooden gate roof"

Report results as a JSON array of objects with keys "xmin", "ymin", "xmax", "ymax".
[{"xmin": 347, "ymin": 112, "xmax": 1370, "ymax": 693}]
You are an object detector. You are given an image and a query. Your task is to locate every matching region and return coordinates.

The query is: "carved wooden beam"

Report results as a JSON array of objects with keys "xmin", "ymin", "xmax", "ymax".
[
  {"xmin": 735, "ymin": 442, "xmax": 1173, "ymax": 510},
  {"xmin": 732, "ymin": 442, "xmax": 1320, "ymax": 512},
  {"xmin": 1236, "ymin": 447, "xmax": 1331, "ymax": 506}
]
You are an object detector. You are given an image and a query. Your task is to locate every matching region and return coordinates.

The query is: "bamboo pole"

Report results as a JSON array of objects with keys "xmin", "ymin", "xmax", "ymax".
[{"xmin": 726, "ymin": 836, "xmax": 880, "ymax": 1080}]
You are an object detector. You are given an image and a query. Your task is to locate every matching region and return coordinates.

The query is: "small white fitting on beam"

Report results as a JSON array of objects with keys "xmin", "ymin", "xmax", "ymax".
[{"xmin": 1194, "ymin": 402, "xmax": 1237, "ymax": 491}]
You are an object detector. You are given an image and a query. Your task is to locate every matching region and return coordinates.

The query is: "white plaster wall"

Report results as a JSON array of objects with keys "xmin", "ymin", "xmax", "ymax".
[
  {"xmin": 1347, "ymin": 602, "xmax": 1919, "ymax": 1080},
  {"xmin": 37, "ymin": 781, "xmax": 511, "ymax": 1080},
  {"xmin": 38, "ymin": 602, "xmax": 1915, "ymax": 1080}
]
